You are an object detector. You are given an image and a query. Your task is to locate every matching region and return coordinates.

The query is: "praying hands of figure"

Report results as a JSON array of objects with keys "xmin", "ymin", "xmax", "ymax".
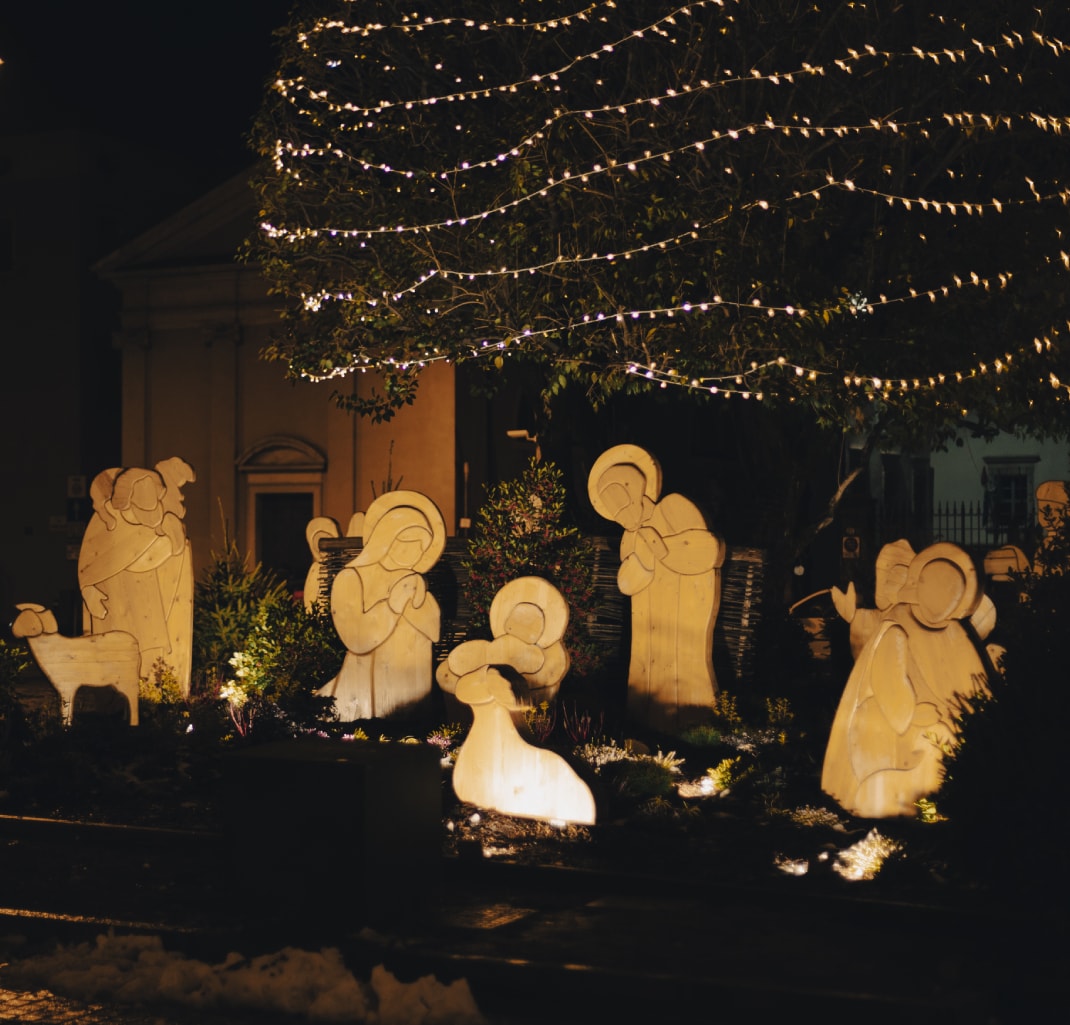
[
  {"xmin": 388, "ymin": 571, "xmax": 427, "ymax": 614},
  {"xmin": 618, "ymin": 526, "xmax": 668, "ymax": 594}
]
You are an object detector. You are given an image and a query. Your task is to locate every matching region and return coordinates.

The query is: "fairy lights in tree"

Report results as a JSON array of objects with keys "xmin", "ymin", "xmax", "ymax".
[{"xmin": 249, "ymin": 0, "xmax": 1070, "ymax": 435}]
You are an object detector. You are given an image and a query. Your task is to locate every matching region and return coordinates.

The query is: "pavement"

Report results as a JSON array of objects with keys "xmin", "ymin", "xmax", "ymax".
[{"xmin": 0, "ymin": 811, "xmax": 1060, "ymax": 1025}]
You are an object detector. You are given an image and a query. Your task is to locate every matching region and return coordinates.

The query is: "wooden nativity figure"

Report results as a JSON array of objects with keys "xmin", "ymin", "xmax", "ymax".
[
  {"xmin": 316, "ymin": 490, "xmax": 445, "ymax": 721},
  {"xmin": 822, "ymin": 541, "xmax": 996, "ymax": 818},
  {"xmin": 1034, "ymin": 479, "xmax": 1070, "ymax": 575},
  {"xmin": 436, "ymin": 576, "xmax": 596, "ymax": 825},
  {"xmin": 302, "ymin": 511, "xmax": 365, "ymax": 612},
  {"xmin": 587, "ymin": 444, "xmax": 725, "ymax": 734},
  {"xmin": 77, "ymin": 457, "xmax": 196, "ymax": 697}
]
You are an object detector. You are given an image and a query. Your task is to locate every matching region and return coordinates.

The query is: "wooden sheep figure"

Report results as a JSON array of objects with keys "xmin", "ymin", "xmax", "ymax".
[{"xmin": 12, "ymin": 604, "xmax": 141, "ymax": 726}]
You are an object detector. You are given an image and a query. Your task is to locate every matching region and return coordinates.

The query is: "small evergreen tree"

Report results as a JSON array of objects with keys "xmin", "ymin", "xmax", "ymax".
[
  {"xmin": 192, "ymin": 529, "xmax": 344, "ymax": 735},
  {"xmin": 463, "ymin": 459, "xmax": 602, "ymax": 676},
  {"xmin": 192, "ymin": 534, "xmax": 291, "ymax": 693}
]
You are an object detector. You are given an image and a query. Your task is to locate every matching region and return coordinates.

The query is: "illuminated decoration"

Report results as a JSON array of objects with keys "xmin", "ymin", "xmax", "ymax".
[
  {"xmin": 11, "ymin": 457, "xmax": 197, "ymax": 723},
  {"xmin": 250, "ymin": 1, "xmax": 1070, "ymax": 427},
  {"xmin": 78, "ymin": 458, "xmax": 196, "ymax": 698},
  {"xmin": 11, "ymin": 604, "xmax": 141, "ymax": 727},
  {"xmin": 1034, "ymin": 479, "xmax": 1070, "ymax": 575},
  {"xmin": 438, "ymin": 576, "xmax": 596, "ymax": 825},
  {"xmin": 316, "ymin": 490, "xmax": 446, "ymax": 720},
  {"xmin": 436, "ymin": 575, "xmax": 571, "ymax": 707},
  {"xmin": 588, "ymin": 444, "xmax": 725, "ymax": 734},
  {"xmin": 822, "ymin": 541, "xmax": 995, "ymax": 819}
]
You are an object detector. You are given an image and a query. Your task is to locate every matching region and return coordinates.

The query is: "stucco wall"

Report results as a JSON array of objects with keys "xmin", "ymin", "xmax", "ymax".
[
  {"xmin": 929, "ymin": 428, "xmax": 1069, "ymax": 508},
  {"xmin": 113, "ymin": 265, "xmax": 457, "ymax": 584}
]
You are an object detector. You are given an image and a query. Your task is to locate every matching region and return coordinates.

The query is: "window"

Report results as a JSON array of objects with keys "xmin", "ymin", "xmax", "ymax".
[{"xmin": 983, "ymin": 456, "xmax": 1038, "ymax": 540}]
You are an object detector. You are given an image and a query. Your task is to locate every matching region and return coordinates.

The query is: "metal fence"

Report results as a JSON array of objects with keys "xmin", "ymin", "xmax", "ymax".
[{"xmin": 928, "ymin": 499, "xmax": 1035, "ymax": 553}]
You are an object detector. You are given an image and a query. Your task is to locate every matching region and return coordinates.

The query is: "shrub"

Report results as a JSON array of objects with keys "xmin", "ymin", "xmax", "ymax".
[
  {"xmin": 193, "ymin": 534, "xmax": 343, "ymax": 737},
  {"xmin": 0, "ymin": 638, "xmax": 41, "ymax": 776},
  {"xmin": 192, "ymin": 533, "xmax": 290, "ymax": 693},
  {"xmin": 599, "ymin": 758, "xmax": 678, "ymax": 800},
  {"xmin": 224, "ymin": 598, "xmax": 342, "ymax": 718},
  {"xmin": 576, "ymin": 740, "xmax": 683, "ymax": 801},
  {"xmin": 0, "ymin": 637, "xmax": 31, "ymax": 718},
  {"xmin": 938, "ymin": 508, "xmax": 1070, "ymax": 893},
  {"xmin": 463, "ymin": 458, "xmax": 603, "ymax": 675}
]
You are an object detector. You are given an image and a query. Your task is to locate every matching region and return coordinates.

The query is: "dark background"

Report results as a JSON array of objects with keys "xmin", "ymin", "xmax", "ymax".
[{"xmin": 0, "ymin": 1, "xmax": 296, "ymax": 212}]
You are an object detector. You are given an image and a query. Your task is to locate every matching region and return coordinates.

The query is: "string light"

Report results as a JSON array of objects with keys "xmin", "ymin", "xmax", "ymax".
[
  {"xmin": 299, "ymin": 319, "xmax": 1070, "ymax": 414},
  {"xmin": 255, "ymin": 0, "xmax": 1070, "ymax": 416}
]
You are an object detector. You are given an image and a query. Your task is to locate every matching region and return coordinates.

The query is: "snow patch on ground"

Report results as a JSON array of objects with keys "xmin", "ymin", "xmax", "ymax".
[{"xmin": 1, "ymin": 932, "xmax": 486, "ymax": 1024}]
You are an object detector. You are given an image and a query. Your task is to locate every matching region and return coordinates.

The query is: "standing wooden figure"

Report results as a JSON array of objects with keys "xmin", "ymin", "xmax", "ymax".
[
  {"xmin": 77, "ymin": 457, "xmax": 196, "ymax": 697},
  {"xmin": 317, "ymin": 491, "xmax": 445, "ymax": 720},
  {"xmin": 822, "ymin": 542, "xmax": 995, "ymax": 818},
  {"xmin": 1034, "ymin": 480, "xmax": 1070, "ymax": 575},
  {"xmin": 588, "ymin": 445, "xmax": 725, "ymax": 733}
]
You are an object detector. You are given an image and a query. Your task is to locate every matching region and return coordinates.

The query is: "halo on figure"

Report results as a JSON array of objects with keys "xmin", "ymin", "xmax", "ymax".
[
  {"xmin": 587, "ymin": 444, "xmax": 662, "ymax": 519},
  {"xmin": 904, "ymin": 542, "xmax": 980, "ymax": 626},
  {"xmin": 306, "ymin": 517, "xmax": 340, "ymax": 559},
  {"xmin": 489, "ymin": 576, "xmax": 569, "ymax": 647},
  {"xmin": 1036, "ymin": 479, "xmax": 1069, "ymax": 531},
  {"xmin": 1036, "ymin": 479, "xmax": 1069, "ymax": 507},
  {"xmin": 360, "ymin": 490, "xmax": 446, "ymax": 573},
  {"xmin": 873, "ymin": 538, "xmax": 916, "ymax": 610}
]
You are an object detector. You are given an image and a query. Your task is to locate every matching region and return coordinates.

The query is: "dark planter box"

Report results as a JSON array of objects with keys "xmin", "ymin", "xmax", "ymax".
[{"xmin": 222, "ymin": 737, "xmax": 442, "ymax": 926}]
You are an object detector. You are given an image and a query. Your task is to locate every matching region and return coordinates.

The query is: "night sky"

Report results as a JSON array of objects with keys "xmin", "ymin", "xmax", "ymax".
[{"xmin": 0, "ymin": 1, "xmax": 297, "ymax": 197}]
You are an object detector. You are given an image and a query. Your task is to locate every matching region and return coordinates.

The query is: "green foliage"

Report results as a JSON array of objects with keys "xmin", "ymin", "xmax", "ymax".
[
  {"xmin": 764, "ymin": 697, "xmax": 794, "ymax": 745},
  {"xmin": 0, "ymin": 638, "xmax": 31, "ymax": 717},
  {"xmin": 426, "ymin": 722, "xmax": 466, "ymax": 760},
  {"xmin": 192, "ymin": 534, "xmax": 291, "ymax": 691},
  {"xmin": 577, "ymin": 739, "xmax": 683, "ymax": 801},
  {"xmin": 706, "ymin": 756, "xmax": 746, "ymax": 793},
  {"xmin": 678, "ymin": 723, "xmax": 723, "ymax": 748},
  {"xmin": 219, "ymin": 599, "xmax": 342, "ymax": 732},
  {"xmin": 139, "ymin": 657, "xmax": 184, "ymax": 705},
  {"xmin": 463, "ymin": 458, "xmax": 603, "ymax": 675},
  {"xmin": 136, "ymin": 658, "xmax": 191, "ymax": 734},
  {"xmin": 249, "ymin": 0, "xmax": 1070, "ymax": 446},
  {"xmin": 938, "ymin": 509, "xmax": 1070, "ymax": 892},
  {"xmin": 598, "ymin": 757, "xmax": 678, "ymax": 801},
  {"xmin": 712, "ymin": 692, "xmax": 743, "ymax": 733},
  {"xmin": 521, "ymin": 701, "xmax": 555, "ymax": 744},
  {"xmin": 915, "ymin": 798, "xmax": 944, "ymax": 824},
  {"xmin": 193, "ymin": 535, "xmax": 343, "ymax": 738}
]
